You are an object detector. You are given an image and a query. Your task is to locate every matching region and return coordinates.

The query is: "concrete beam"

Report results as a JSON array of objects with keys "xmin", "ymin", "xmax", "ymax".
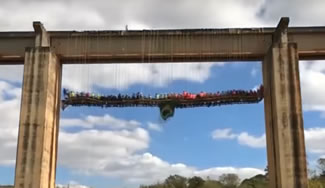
[
  {"xmin": 263, "ymin": 21, "xmax": 308, "ymax": 188},
  {"xmin": 33, "ymin": 21, "xmax": 50, "ymax": 47},
  {"xmin": 272, "ymin": 17, "xmax": 289, "ymax": 45},
  {"xmin": 1, "ymin": 26, "xmax": 325, "ymax": 64},
  {"xmin": 14, "ymin": 47, "xmax": 61, "ymax": 188}
]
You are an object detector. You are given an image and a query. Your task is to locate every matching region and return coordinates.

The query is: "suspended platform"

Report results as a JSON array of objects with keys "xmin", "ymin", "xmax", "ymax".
[
  {"xmin": 61, "ymin": 85, "xmax": 264, "ymax": 110},
  {"xmin": 61, "ymin": 86, "xmax": 264, "ymax": 120}
]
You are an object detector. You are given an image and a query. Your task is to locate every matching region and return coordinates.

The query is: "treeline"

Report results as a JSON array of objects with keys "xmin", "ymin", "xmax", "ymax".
[
  {"xmin": 140, "ymin": 174, "xmax": 267, "ymax": 188},
  {"xmin": 140, "ymin": 173, "xmax": 325, "ymax": 188},
  {"xmin": 140, "ymin": 158, "xmax": 325, "ymax": 188},
  {"xmin": 2, "ymin": 159, "xmax": 325, "ymax": 188}
]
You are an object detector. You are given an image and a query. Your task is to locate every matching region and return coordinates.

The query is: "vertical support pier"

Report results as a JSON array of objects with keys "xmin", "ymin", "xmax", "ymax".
[
  {"xmin": 14, "ymin": 22, "xmax": 61, "ymax": 188},
  {"xmin": 263, "ymin": 18, "xmax": 308, "ymax": 188}
]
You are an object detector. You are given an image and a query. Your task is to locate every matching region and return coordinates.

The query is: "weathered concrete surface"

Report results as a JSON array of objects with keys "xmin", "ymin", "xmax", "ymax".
[
  {"xmin": 2, "ymin": 27, "xmax": 325, "ymax": 64},
  {"xmin": 14, "ymin": 47, "xmax": 61, "ymax": 188},
  {"xmin": 263, "ymin": 42, "xmax": 308, "ymax": 188}
]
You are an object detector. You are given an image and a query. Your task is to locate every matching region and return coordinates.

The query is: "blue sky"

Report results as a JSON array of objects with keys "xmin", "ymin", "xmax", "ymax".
[
  {"xmin": 1, "ymin": 0, "xmax": 325, "ymax": 188},
  {"xmin": 1, "ymin": 62, "xmax": 324, "ymax": 188}
]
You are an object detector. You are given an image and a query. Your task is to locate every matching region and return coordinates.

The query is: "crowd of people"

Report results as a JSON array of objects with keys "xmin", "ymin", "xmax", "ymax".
[{"xmin": 61, "ymin": 85, "xmax": 264, "ymax": 110}]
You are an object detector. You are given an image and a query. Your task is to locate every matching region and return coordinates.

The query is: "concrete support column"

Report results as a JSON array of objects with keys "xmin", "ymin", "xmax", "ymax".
[
  {"xmin": 263, "ymin": 18, "xmax": 308, "ymax": 188},
  {"xmin": 14, "ymin": 47, "xmax": 61, "ymax": 188}
]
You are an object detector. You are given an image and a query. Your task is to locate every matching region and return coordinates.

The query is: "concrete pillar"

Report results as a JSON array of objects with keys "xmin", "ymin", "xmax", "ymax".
[
  {"xmin": 14, "ymin": 47, "xmax": 61, "ymax": 188},
  {"xmin": 263, "ymin": 18, "xmax": 308, "ymax": 188}
]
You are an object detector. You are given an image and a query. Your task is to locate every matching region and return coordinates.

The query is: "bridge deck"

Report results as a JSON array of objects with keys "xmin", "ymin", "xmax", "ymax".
[{"xmin": 1, "ymin": 27, "xmax": 325, "ymax": 64}]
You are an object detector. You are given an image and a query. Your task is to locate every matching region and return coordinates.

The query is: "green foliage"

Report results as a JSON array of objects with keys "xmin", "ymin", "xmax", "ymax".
[
  {"xmin": 188, "ymin": 176, "xmax": 205, "ymax": 188},
  {"xmin": 318, "ymin": 158, "xmax": 325, "ymax": 177},
  {"xmin": 309, "ymin": 179, "xmax": 323, "ymax": 188},
  {"xmin": 238, "ymin": 174, "xmax": 268, "ymax": 188},
  {"xmin": 140, "ymin": 175, "xmax": 225, "ymax": 188},
  {"xmin": 165, "ymin": 175, "xmax": 188, "ymax": 188},
  {"xmin": 263, "ymin": 166, "xmax": 269, "ymax": 179},
  {"xmin": 139, "ymin": 158, "xmax": 325, "ymax": 188},
  {"xmin": 219, "ymin": 173, "xmax": 240, "ymax": 188},
  {"xmin": 201, "ymin": 180, "xmax": 224, "ymax": 188},
  {"xmin": 139, "ymin": 170, "xmax": 325, "ymax": 188}
]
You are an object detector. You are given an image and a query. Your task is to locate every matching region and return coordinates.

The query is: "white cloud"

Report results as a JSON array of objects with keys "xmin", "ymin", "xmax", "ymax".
[
  {"xmin": 0, "ymin": 80, "xmax": 264, "ymax": 184},
  {"xmin": 211, "ymin": 128, "xmax": 237, "ymax": 140},
  {"xmin": 0, "ymin": 0, "xmax": 266, "ymax": 31},
  {"xmin": 58, "ymin": 127, "xmax": 150, "ymax": 171},
  {"xmin": 304, "ymin": 127, "xmax": 325, "ymax": 154},
  {"xmin": 59, "ymin": 117, "xmax": 263, "ymax": 184},
  {"xmin": 258, "ymin": 0, "xmax": 325, "ymax": 26},
  {"xmin": 0, "ymin": 65, "xmax": 24, "ymax": 83},
  {"xmin": 97, "ymin": 152, "xmax": 264, "ymax": 183},
  {"xmin": 0, "ymin": 63, "xmax": 219, "ymax": 93},
  {"xmin": 60, "ymin": 114, "xmax": 141, "ymax": 130},
  {"xmin": 195, "ymin": 167, "xmax": 264, "ymax": 181},
  {"xmin": 237, "ymin": 133, "xmax": 266, "ymax": 148},
  {"xmin": 0, "ymin": 63, "xmax": 219, "ymax": 95},
  {"xmin": 0, "ymin": 81, "xmax": 21, "ymax": 166},
  {"xmin": 300, "ymin": 61, "xmax": 325, "ymax": 112},
  {"xmin": 2, "ymin": 0, "xmax": 325, "ymax": 32},
  {"xmin": 147, "ymin": 122, "xmax": 162, "ymax": 132},
  {"xmin": 252, "ymin": 85, "xmax": 261, "ymax": 91},
  {"xmin": 250, "ymin": 67, "xmax": 258, "ymax": 77},
  {"xmin": 212, "ymin": 127, "xmax": 325, "ymax": 156},
  {"xmin": 57, "ymin": 180, "xmax": 91, "ymax": 188},
  {"xmin": 2, "ymin": 0, "xmax": 325, "ymax": 33},
  {"xmin": 0, "ymin": 1, "xmax": 105, "ymax": 30},
  {"xmin": 131, "ymin": 0, "xmax": 265, "ymax": 28},
  {"xmin": 98, "ymin": 153, "xmax": 194, "ymax": 183},
  {"xmin": 62, "ymin": 63, "xmax": 218, "ymax": 91},
  {"xmin": 57, "ymin": 182, "xmax": 90, "ymax": 188},
  {"xmin": 211, "ymin": 128, "xmax": 265, "ymax": 148}
]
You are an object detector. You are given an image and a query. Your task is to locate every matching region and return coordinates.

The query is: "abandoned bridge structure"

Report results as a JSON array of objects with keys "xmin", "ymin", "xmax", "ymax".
[{"xmin": 1, "ymin": 17, "xmax": 325, "ymax": 188}]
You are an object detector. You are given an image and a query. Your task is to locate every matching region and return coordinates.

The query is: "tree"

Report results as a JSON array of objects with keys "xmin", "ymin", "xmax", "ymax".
[
  {"xmin": 308, "ymin": 168, "xmax": 318, "ymax": 180},
  {"xmin": 238, "ymin": 174, "xmax": 268, "ymax": 188},
  {"xmin": 264, "ymin": 165, "xmax": 269, "ymax": 179},
  {"xmin": 201, "ymin": 180, "xmax": 223, "ymax": 188},
  {"xmin": 188, "ymin": 176, "xmax": 204, "ymax": 188},
  {"xmin": 308, "ymin": 179, "xmax": 324, "ymax": 188},
  {"xmin": 219, "ymin": 173, "xmax": 240, "ymax": 188},
  {"xmin": 317, "ymin": 158, "xmax": 325, "ymax": 177},
  {"xmin": 165, "ymin": 175, "xmax": 187, "ymax": 188}
]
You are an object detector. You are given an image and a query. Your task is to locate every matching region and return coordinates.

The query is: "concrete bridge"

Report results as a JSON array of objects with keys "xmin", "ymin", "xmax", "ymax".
[{"xmin": 0, "ymin": 17, "xmax": 324, "ymax": 188}]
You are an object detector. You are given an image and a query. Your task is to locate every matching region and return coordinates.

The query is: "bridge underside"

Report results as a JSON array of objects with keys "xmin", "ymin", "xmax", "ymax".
[{"xmin": 0, "ymin": 18, "xmax": 316, "ymax": 188}]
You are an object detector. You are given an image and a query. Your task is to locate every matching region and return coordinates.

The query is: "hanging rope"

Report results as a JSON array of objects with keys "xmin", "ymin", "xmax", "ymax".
[{"xmin": 62, "ymin": 31, "xmax": 265, "ymax": 120}]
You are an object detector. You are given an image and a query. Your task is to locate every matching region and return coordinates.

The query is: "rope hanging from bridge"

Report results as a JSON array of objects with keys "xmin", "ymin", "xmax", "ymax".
[
  {"xmin": 61, "ymin": 29, "xmax": 265, "ymax": 120},
  {"xmin": 61, "ymin": 85, "xmax": 264, "ymax": 120}
]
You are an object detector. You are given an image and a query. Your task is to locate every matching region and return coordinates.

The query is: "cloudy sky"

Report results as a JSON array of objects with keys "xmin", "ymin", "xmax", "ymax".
[{"xmin": 1, "ymin": 0, "xmax": 325, "ymax": 188}]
